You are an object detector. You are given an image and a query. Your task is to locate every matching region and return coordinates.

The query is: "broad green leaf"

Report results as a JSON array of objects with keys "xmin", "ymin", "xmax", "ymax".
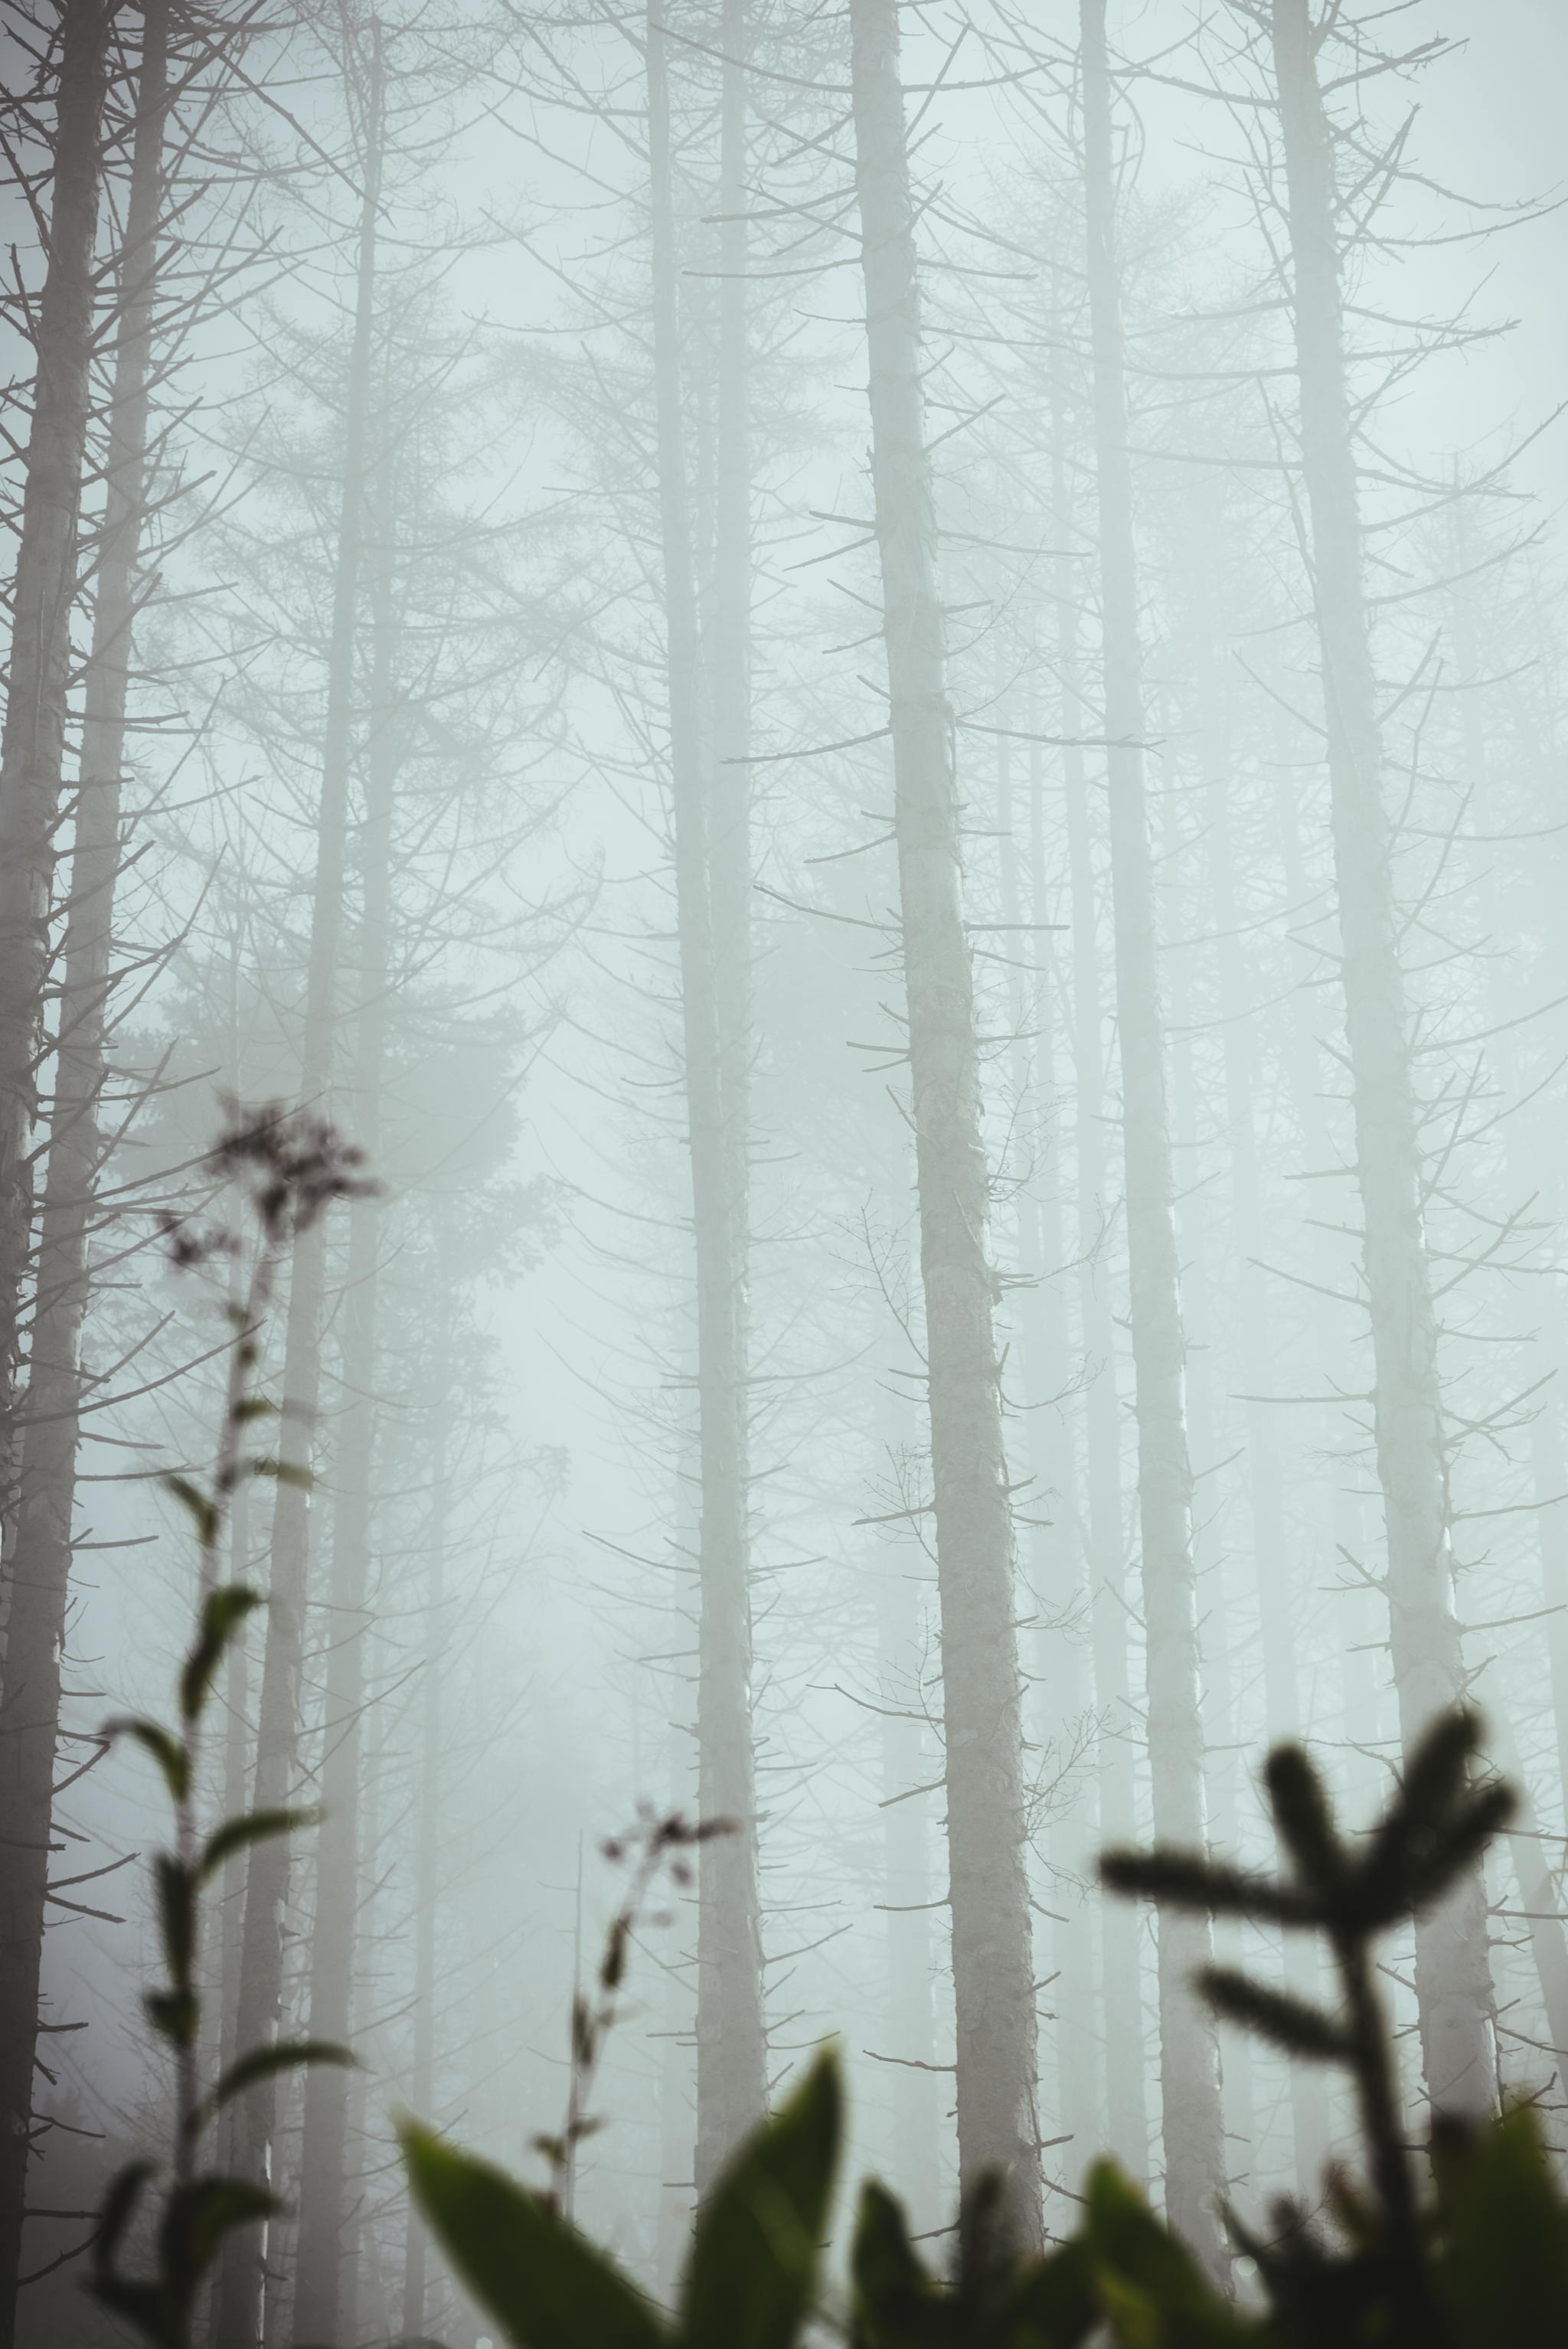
[
  {"xmin": 850, "ymin": 2178, "xmax": 943, "ymax": 2349},
  {"xmin": 1083, "ymin": 2164, "xmax": 1253, "ymax": 2344},
  {"xmin": 400, "ymin": 2119, "xmax": 667, "ymax": 2349},
  {"xmin": 199, "ymin": 1806, "xmax": 318, "ymax": 1883},
  {"xmin": 1438, "ymin": 2105, "xmax": 1568, "ymax": 2343},
  {"xmin": 679, "ymin": 2046, "xmax": 841, "ymax": 2349},
  {"xmin": 995, "ymin": 2236, "xmax": 1099, "ymax": 2349}
]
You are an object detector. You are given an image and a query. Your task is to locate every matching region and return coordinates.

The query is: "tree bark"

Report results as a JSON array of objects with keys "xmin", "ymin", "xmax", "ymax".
[
  {"xmin": 646, "ymin": 0, "xmax": 767, "ymax": 2193},
  {"xmin": 214, "ymin": 38, "xmax": 385, "ymax": 2345},
  {"xmin": 1078, "ymin": 0, "xmax": 1223, "ymax": 2263},
  {"xmin": 1269, "ymin": 0, "xmax": 1493, "ymax": 2119},
  {"xmin": 0, "ymin": 8, "xmax": 156, "ymax": 2331},
  {"xmin": 0, "ymin": 0, "xmax": 113, "ymax": 1462},
  {"xmin": 293, "ymin": 440, "xmax": 399, "ymax": 2342},
  {"xmin": 848, "ymin": 0, "xmax": 1040, "ymax": 2247},
  {"xmin": 402, "ymin": 1377, "xmax": 452, "ymax": 2341}
]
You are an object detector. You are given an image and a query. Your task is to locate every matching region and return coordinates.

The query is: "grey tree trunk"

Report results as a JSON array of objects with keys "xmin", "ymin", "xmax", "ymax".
[
  {"xmin": 293, "ymin": 444, "xmax": 400, "ymax": 2341},
  {"xmin": 1269, "ymin": 0, "xmax": 1493, "ymax": 2119},
  {"xmin": 848, "ymin": 0, "xmax": 1040, "ymax": 2247},
  {"xmin": 402, "ymin": 1381, "xmax": 452, "ymax": 2341},
  {"xmin": 214, "ymin": 41, "xmax": 385, "ymax": 2346},
  {"xmin": 1078, "ymin": 0, "xmax": 1223, "ymax": 2262},
  {"xmin": 1057, "ymin": 473, "xmax": 1147, "ymax": 2184},
  {"xmin": 0, "ymin": 0, "xmax": 113, "ymax": 1459},
  {"xmin": 646, "ymin": 0, "xmax": 767, "ymax": 2193},
  {"xmin": 0, "ymin": 9, "xmax": 156, "ymax": 2331}
]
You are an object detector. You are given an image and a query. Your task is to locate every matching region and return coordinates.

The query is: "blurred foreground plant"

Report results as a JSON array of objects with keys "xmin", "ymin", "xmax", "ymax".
[
  {"xmin": 87, "ymin": 1103, "xmax": 374, "ymax": 2349},
  {"xmin": 400, "ymin": 1707, "xmax": 1568, "ymax": 2349}
]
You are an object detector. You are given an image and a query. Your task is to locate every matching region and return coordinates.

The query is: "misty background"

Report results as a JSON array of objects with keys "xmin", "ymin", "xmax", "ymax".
[{"xmin": 3, "ymin": 0, "xmax": 1568, "ymax": 2341}]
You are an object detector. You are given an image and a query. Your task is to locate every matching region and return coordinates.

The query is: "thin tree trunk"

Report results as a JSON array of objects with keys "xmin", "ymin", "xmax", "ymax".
[
  {"xmin": 1057, "ymin": 451, "xmax": 1147, "ymax": 2184},
  {"xmin": 403, "ymin": 1374, "xmax": 452, "ymax": 2341},
  {"xmin": 293, "ymin": 439, "xmax": 399, "ymax": 2341},
  {"xmin": 0, "ymin": 8, "xmax": 155, "ymax": 2329},
  {"xmin": 646, "ymin": 0, "xmax": 767, "ymax": 2192},
  {"xmin": 214, "ymin": 41, "xmax": 385, "ymax": 2346},
  {"xmin": 1269, "ymin": 0, "xmax": 1493, "ymax": 2119},
  {"xmin": 1188, "ymin": 530, "xmax": 1331, "ymax": 2185},
  {"xmin": 0, "ymin": 0, "xmax": 113, "ymax": 1459},
  {"xmin": 1078, "ymin": 0, "xmax": 1223, "ymax": 2262},
  {"xmin": 847, "ymin": 0, "xmax": 1040, "ymax": 2247},
  {"xmin": 874, "ymin": 1382, "xmax": 941, "ymax": 2234}
]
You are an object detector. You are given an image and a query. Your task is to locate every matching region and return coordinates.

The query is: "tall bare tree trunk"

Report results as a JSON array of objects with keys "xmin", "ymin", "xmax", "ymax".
[
  {"xmin": 1078, "ymin": 0, "xmax": 1223, "ymax": 2262},
  {"xmin": 0, "ymin": 8, "xmax": 153, "ymax": 2330},
  {"xmin": 0, "ymin": 0, "xmax": 113, "ymax": 1455},
  {"xmin": 646, "ymin": 0, "xmax": 767, "ymax": 2191},
  {"xmin": 1268, "ymin": 0, "xmax": 1492, "ymax": 2119},
  {"xmin": 402, "ymin": 1375, "xmax": 452, "ymax": 2341},
  {"xmin": 293, "ymin": 446, "xmax": 399, "ymax": 2341},
  {"xmin": 847, "ymin": 0, "xmax": 1040, "ymax": 2247},
  {"xmin": 214, "ymin": 39, "xmax": 385, "ymax": 2345}
]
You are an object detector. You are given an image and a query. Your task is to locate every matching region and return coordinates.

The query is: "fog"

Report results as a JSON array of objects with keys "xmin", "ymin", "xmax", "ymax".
[{"xmin": 2, "ymin": 0, "xmax": 1568, "ymax": 2340}]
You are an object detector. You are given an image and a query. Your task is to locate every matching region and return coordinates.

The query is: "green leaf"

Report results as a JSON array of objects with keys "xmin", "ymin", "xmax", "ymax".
[
  {"xmin": 116, "ymin": 1719, "xmax": 190, "ymax": 1805},
  {"xmin": 145, "ymin": 1987, "xmax": 199, "ymax": 2049},
  {"xmin": 188, "ymin": 2040, "xmax": 357, "ymax": 2140},
  {"xmin": 1263, "ymin": 1745, "xmax": 1344, "ymax": 1900},
  {"xmin": 679, "ymin": 2047, "xmax": 841, "ymax": 2349},
  {"xmin": 199, "ymin": 1806, "xmax": 318, "ymax": 1883},
  {"xmin": 1081, "ymin": 2162, "xmax": 1254, "ymax": 2344},
  {"xmin": 400, "ymin": 2119, "xmax": 668, "ymax": 2349},
  {"xmin": 252, "ymin": 1455, "xmax": 313, "ymax": 1490},
  {"xmin": 180, "ymin": 1585, "xmax": 263, "ymax": 1722},
  {"xmin": 165, "ymin": 1474, "xmax": 218, "ymax": 1549},
  {"xmin": 1196, "ymin": 1967, "xmax": 1351, "ymax": 2065},
  {"xmin": 232, "ymin": 1394, "xmax": 276, "ymax": 1421},
  {"xmin": 850, "ymin": 2178, "xmax": 942, "ymax": 2349},
  {"xmin": 158, "ymin": 2174, "xmax": 278, "ymax": 2308},
  {"xmin": 995, "ymin": 2235, "xmax": 1099, "ymax": 2349},
  {"xmin": 1099, "ymin": 1848, "xmax": 1315, "ymax": 1928},
  {"xmin": 1437, "ymin": 2105, "xmax": 1568, "ymax": 2343},
  {"xmin": 152, "ymin": 1854, "xmax": 196, "ymax": 1993}
]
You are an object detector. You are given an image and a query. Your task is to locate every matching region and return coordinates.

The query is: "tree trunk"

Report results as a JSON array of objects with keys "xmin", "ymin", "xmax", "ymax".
[
  {"xmin": 1269, "ymin": 0, "xmax": 1493, "ymax": 2119},
  {"xmin": 0, "ymin": 7, "xmax": 155, "ymax": 2331},
  {"xmin": 293, "ymin": 441, "xmax": 399, "ymax": 2342},
  {"xmin": 402, "ymin": 1381, "xmax": 452, "ymax": 2341},
  {"xmin": 0, "ymin": 0, "xmax": 113, "ymax": 1459},
  {"xmin": 1078, "ymin": 0, "xmax": 1223, "ymax": 2261},
  {"xmin": 1057, "ymin": 459, "xmax": 1148, "ymax": 2184},
  {"xmin": 847, "ymin": 0, "xmax": 1040, "ymax": 2247},
  {"xmin": 646, "ymin": 0, "xmax": 767, "ymax": 2193},
  {"xmin": 214, "ymin": 40, "xmax": 384, "ymax": 2346}
]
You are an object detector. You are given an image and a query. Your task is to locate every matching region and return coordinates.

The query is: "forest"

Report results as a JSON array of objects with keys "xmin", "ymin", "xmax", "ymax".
[{"xmin": 2, "ymin": 0, "xmax": 1567, "ymax": 2342}]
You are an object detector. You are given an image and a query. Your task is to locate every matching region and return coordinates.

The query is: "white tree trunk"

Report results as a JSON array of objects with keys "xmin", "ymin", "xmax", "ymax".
[
  {"xmin": 848, "ymin": 0, "xmax": 1040, "ymax": 2246},
  {"xmin": 1079, "ymin": 0, "xmax": 1223, "ymax": 2262},
  {"xmin": 646, "ymin": 0, "xmax": 767, "ymax": 2191},
  {"xmin": 1269, "ymin": 0, "xmax": 1492, "ymax": 2119},
  {"xmin": 214, "ymin": 41, "xmax": 385, "ymax": 2345}
]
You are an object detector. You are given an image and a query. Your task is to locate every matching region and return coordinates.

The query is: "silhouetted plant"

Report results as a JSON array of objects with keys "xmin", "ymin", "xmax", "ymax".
[
  {"xmin": 86, "ymin": 1102, "xmax": 374, "ymax": 2349},
  {"xmin": 532, "ymin": 1807, "xmax": 736, "ymax": 2220},
  {"xmin": 398, "ymin": 1708, "xmax": 1568, "ymax": 2349}
]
